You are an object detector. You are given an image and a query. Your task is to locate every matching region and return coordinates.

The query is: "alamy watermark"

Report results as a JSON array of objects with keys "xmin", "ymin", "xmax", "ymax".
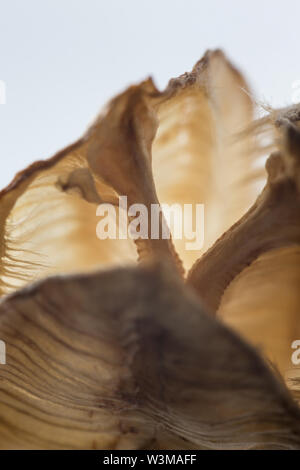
[
  {"xmin": 291, "ymin": 340, "xmax": 300, "ymax": 365},
  {"xmin": 0, "ymin": 340, "xmax": 6, "ymax": 365},
  {"xmin": 0, "ymin": 80, "xmax": 6, "ymax": 105},
  {"xmin": 292, "ymin": 80, "xmax": 300, "ymax": 104},
  {"xmin": 95, "ymin": 196, "xmax": 205, "ymax": 251}
]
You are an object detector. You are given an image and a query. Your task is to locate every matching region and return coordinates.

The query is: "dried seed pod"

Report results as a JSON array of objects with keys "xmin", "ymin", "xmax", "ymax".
[
  {"xmin": 0, "ymin": 50, "xmax": 258, "ymax": 293},
  {"xmin": 1, "ymin": 262, "xmax": 300, "ymax": 449},
  {"xmin": 0, "ymin": 49, "xmax": 300, "ymax": 449}
]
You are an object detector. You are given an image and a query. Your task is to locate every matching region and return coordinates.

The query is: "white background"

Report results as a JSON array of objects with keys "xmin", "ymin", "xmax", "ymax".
[{"xmin": 0, "ymin": 0, "xmax": 299, "ymax": 188}]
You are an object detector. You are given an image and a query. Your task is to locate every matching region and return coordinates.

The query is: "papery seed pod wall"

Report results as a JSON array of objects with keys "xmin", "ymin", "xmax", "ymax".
[{"xmin": 0, "ymin": 50, "xmax": 300, "ymax": 449}]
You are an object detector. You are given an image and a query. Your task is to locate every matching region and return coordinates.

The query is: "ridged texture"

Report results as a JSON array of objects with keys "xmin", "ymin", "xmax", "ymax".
[
  {"xmin": 0, "ymin": 50, "xmax": 300, "ymax": 449},
  {"xmin": 1, "ymin": 262, "xmax": 300, "ymax": 449}
]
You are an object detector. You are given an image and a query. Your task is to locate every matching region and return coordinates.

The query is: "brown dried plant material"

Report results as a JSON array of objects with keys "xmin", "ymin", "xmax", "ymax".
[
  {"xmin": 187, "ymin": 123, "xmax": 300, "ymax": 383},
  {"xmin": 1, "ymin": 262, "xmax": 300, "ymax": 450},
  {"xmin": 0, "ymin": 49, "xmax": 300, "ymax": 449},
  {"xmin": 187, "ymin": 125, "xmax": 300, "ymax": 311},
  {"xmin": 0, "ymin": 50, "xmax": 257, "ymax": 294}
]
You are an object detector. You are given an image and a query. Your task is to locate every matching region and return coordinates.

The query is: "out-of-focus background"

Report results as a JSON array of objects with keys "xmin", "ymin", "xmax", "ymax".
[{"xmin": 0, "ymin": 0, "xmax": 299, "ymax": 188}]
